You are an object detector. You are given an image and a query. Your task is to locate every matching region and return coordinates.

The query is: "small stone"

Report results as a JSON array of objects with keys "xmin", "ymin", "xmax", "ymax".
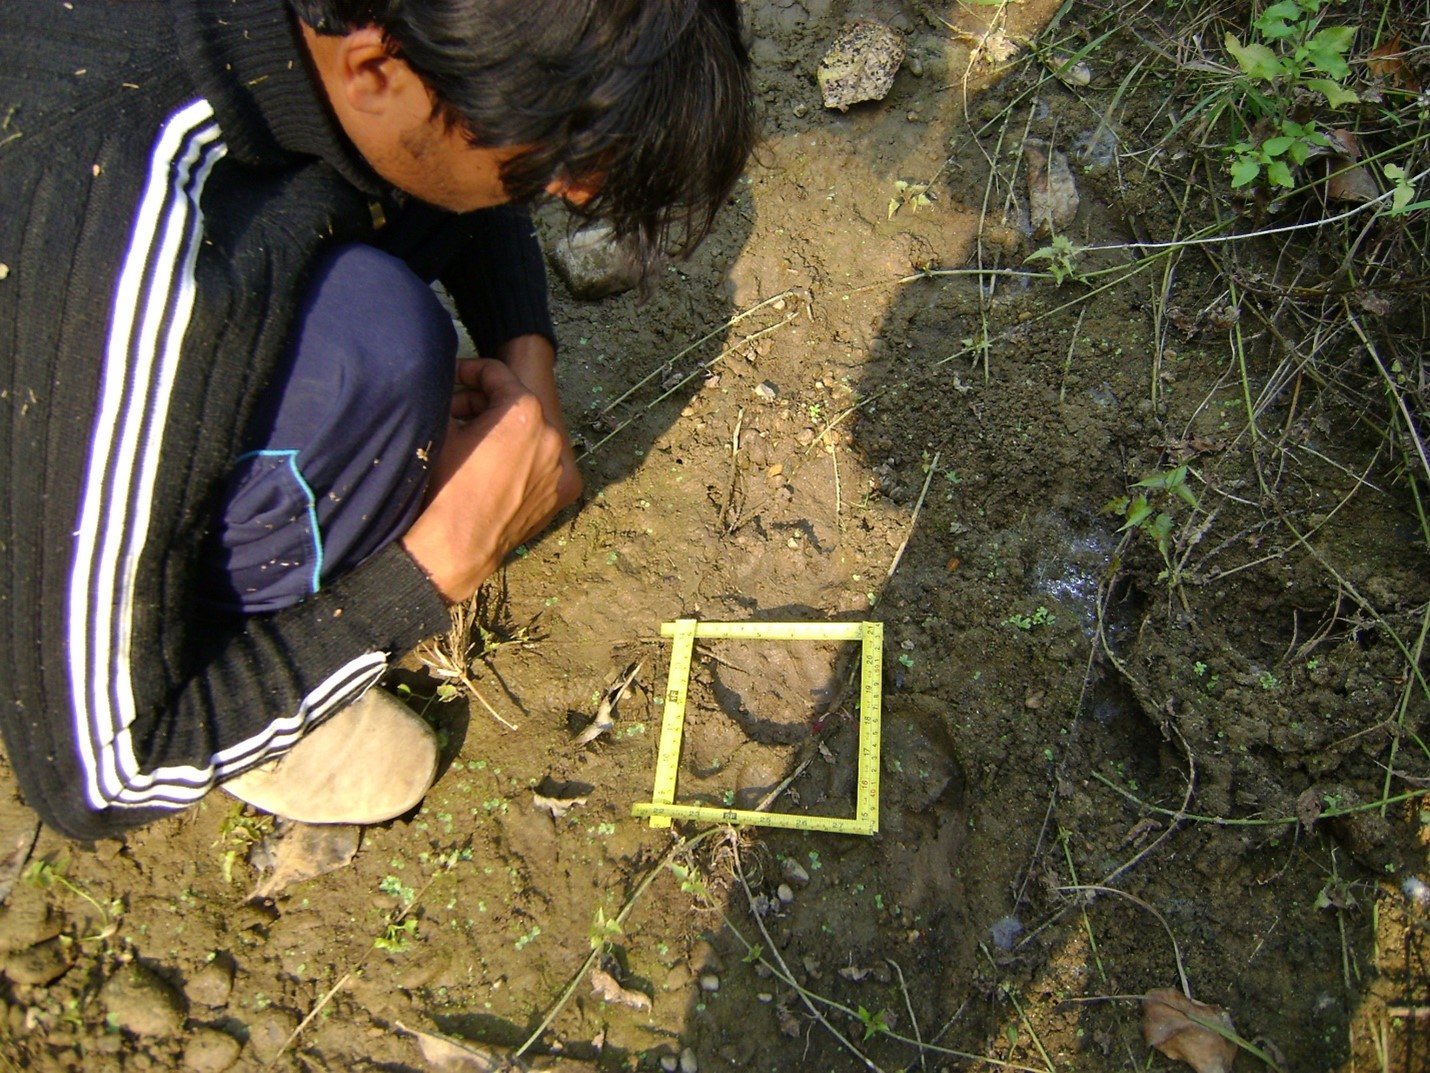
[
  {"xmin": 3, "ymin": 938, "xmax": 72, "ymax": 986},
  {"xmin": 776, "ymin": 884, "xmax": 794, "ymax": 904},
  {"xmin": 756, "ymin": 992, "xmax": 773, "ymax": 1003},
  {"xmin": 782, "ymin": 858, "xmax": 810, "ymax": 884},
  {"xmin": 660, "ymin": 1057, "xmax": 679, "ymax": 1073},
  {"xmin": 100, "ymin": 962, "xmax": 185, "ymax": 1037},
  {"xmin": 792, "ymin": 103, "xmax": 808, "ymax": 118},
  {"xmin": 754, "ymin": 381, "xmax": 778, "ymax": 401},
  {"xmin": 549, "ymin": 222, "xmax": 643, "ymax": 300},
  {"xmin": 183, "ymin": 1028, "xmax": 242, "ymax": 1073},
  {"xmin": 186, "ymin": 955, "xmax": 236, "ymax": 1009},
  {"xmin": 689, "ymin": 940, "xmax": 721, "ymax": 972},
  {"xmin": 0, "ymin": 264, "xmax": 8, "ymax": 280},
  {"xmin": 245, "ymin": 1007, "xmax": 299, "ymax": 1065},
  {"xmin": 680, "ymin": 1047, "xmax": 699, "ymax": 1073},
  {"xmin": 699, "ymin": 973, "xmax": 720, "ymax": 993},
  {"xmin": 818, "ymin": 20, "xmax": 905, "ymax": 112},
  {"xmin": 907, "ymin": 54, "xmax": 924, "ymax": 77}
]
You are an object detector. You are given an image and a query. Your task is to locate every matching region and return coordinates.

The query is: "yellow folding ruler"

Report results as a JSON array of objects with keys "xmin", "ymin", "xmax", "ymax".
[{"xmin": 631, "ymin": 619, "xmax": 883, "ymax": 835}]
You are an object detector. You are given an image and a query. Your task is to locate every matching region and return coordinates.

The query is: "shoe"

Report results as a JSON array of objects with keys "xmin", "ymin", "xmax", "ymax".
[{"xmin": 222, "ymin": 688, "xmax": 439, "ymax": 824}]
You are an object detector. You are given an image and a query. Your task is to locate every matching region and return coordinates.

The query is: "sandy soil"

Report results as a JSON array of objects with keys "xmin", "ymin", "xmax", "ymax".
[{"xmin": 3, "ymin": 2, "xmax": 1429, "ymax": 1072}]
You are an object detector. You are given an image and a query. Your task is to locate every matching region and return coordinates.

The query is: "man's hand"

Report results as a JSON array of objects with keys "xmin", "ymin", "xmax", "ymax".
[
  {"xmin": 493, "ymin": 334, "xmax": 583, "ymax": 507},
  {"xmin": 401, "ymin": 358, "xmax": 577, "ymax": 603}
]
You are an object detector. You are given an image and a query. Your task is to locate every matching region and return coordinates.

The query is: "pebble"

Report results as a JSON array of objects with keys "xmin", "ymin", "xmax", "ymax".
[
  {"xmin": 186, "ymin": 955, "xmax": 235, "ymax": 1009},
  {"xmin": 549, "ymin": 222, "xmax": 643, "ymax": 300},
  {"xmin": 183, "ymin": 1028, "xmax": 242, "ymax": 1073},
  {"xmin": 245, "ymin": 1007, "xmax": 299, "ymax": 1065},
  {"xmin": 660, "ymin": 1057, "xmax": 679, "ymax": 1073},
  {"xmin": 777, "ymin": 884, "xmax": 795, "ymax": 904},
  {"xmin": 3, "ymin": 938, "xmax": 72, "ymax": 986},
  {"xmin": 782, "ymin": 858, "xmax": 810, "ymax": 884},
  {"xmin": 100, "ymin": 962, "xmax": 186, "ymax": 1037},
  {"xmin": 680, "ymin": 1047, "xmax": 699, "ymax": 1073},
  {"xmin": 698, "ymin": 973, "xmax": 720, "ymax": 993},
  {"xmin": 754, "ymin": 381, "xmax": 779, "ymax": 401}
]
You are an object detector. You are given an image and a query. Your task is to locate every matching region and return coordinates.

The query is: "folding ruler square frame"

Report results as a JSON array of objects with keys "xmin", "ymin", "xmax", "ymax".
[{"xmin": 631, "ymin": 619, "xmax": 883, "ymax": 835}]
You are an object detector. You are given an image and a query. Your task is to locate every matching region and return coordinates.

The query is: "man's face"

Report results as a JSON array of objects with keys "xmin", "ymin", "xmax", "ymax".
[{"xmin": 303, "ymin": 22, "xmax": 583, "ymax": 214}]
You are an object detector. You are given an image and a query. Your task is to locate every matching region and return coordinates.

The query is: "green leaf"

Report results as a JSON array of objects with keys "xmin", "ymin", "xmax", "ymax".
[
  {"xmin": 1304, "ymin": 77, "xmax": 1358, "ymax": 107},
  {"xmin": 1286, "ymin": 138, "xmax": 1310, "ymax": 165},
  {"xmin": 1266, "ymin": 159, "xmax": 1295, "ymax": 188},
  {"xmin": 1118, "ymin": 495, "xmax": 1153, "ymax": 532},
  {"xmin": 1225, "ymin": 35, "xmax": 1283, "ymax": 81},
  {"xmin": 1230, "ymin": 156, "xmax": 1262, "ymax": 188},
  {"xmin": 1261, "ymin": 135, "xmax": 1296, "ymax": 157},
  {"xmin": 1102, "ymin": 495, "xmax": 1130, "ymax": 517},
  {"xmin": 1308, "ymin": 25, "xmax": 1356, "ymax": 60},
  {"xmin": 1254, "ymin": 1, "xmax": 1304, "ymax": 40},
  {"xmin": 1385, "ymin": 163, "xmax": 1415, "ymax": 213}
]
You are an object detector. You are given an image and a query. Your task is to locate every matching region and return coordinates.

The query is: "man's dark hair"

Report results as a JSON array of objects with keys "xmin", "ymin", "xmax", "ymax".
[{"xmin": 289, "ymin": 0, "xmax": 756, "ymax": 271}]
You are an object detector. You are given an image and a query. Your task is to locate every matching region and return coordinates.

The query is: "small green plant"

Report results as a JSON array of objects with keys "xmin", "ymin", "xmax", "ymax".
[
  {"xmin": 887, "ymin": 179, "xmax": 933, "ymax": 219},
  {"xmin": 1258, "ymin": 670, "xmax": 1280, "ymax": 690},
  {"xmin": 25, "ymin": 858, "xmax": 121, "ymax": 943},
  {"xmin": 1105, "ymin": 464, "xmax": 1200, "ymax": 586},
  {"xmin": 1025, "ymin": 234, "xmax": 1086, "ymax": 285},
  {"xmin": 588, "ymin": 907, "xmax": 624, "ymax": 951},
  {"xmin": 378, "ymin": 874, "xmax": 416, "ymax": 907},
  {"xmin": 1003, "ymin": 606, "xmax": 1056, "ymax": 631},
  {"xmin": 374, "ymin": 917, "xmax": 418, "ymax": 952},
  {"xmin": 855, "ymin": 1005, "xmax": 891, "ymax": 1041},
  {"xmin": 514, "ymin": 924, "xmax": 542, "ymax": 951},
  {"xmin": 1220, "ymin": 0, "xmax": 1359, "ymax": 190},
  {"xmin": 670, "ymin": 862, "xmax": 710, "ymax": 900},
  {"xmin": 742, "ymin": 943, "xmax": 764, "ymax": 964}
]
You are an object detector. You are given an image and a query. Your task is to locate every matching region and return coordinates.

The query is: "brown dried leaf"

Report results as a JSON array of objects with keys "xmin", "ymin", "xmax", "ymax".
[
  {"xmin": 1369, "ymin": 37, "xmax": 1420, "ymax": 91},
  {"xmin": 1142, "ymin": 988, "xmax": 1239, "ymax": 1073},
  {"xmin": 590, "ymin": 967, "xmax": 652, "ymax": 1012},
  {"xmin": 396, "ymin": 1021, "xmax": 510, "ymax": 1073}
]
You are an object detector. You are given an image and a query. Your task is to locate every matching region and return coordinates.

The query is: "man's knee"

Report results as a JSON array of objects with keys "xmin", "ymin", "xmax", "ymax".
[{"xmin": 302, "ymin": 244, "xmax": 457, "ymax": 417}]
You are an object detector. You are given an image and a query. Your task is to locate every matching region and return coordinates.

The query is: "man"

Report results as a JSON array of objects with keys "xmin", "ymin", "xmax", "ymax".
[{"xmin": 0, "ymin": 0, "xmax": 755, "ymax": 839}]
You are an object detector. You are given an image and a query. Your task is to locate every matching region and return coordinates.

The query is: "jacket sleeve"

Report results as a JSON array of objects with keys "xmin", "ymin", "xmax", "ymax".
[{"xmin": 376, "ymin": 202, "xmax": 556, "ymax": 357}]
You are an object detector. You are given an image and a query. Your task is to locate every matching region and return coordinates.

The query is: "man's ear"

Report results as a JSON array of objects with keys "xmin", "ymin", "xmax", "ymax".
[{"xmin": 330, "ymin": 27, "xmax": 412, "ymax": 117}]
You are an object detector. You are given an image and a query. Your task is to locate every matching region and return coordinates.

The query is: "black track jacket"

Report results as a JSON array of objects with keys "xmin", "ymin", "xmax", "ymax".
[{"xmin": 0, "ymin": 0, "xmax": 554, "ymax": 838}]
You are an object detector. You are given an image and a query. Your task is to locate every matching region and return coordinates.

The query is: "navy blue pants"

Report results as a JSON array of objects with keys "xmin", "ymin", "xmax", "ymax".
[{"xmin": 202, "ymin": 245, "xmax": 456, "ymax": 613}]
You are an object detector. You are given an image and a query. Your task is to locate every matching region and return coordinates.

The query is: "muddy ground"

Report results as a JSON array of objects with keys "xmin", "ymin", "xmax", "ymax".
[{"xmin": 4, "ymin": 2, "xmax": 1429, "ymax": 1072}]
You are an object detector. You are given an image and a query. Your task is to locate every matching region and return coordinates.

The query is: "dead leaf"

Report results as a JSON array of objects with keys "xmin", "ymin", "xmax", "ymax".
[
  {"xmin": 1025, "ymin": 142, "xmax": 1080, "ymax": 238},
  {"xmin": 1296, "ymin": 787, "xmax": 1323, "ymax": 832},
  {"xmin": 590, "ymin": 967, "xmax": 652, "ymax": 1012},
  {"xmin": 1369, "ymin": 37, "xmax": 1420, "ymax": 92},
  {"xmin": 575, "ymin": 662, "xmax": 642, "ymax": 747},
  {"xmin": 776, "ymin": 1004, "xmax": 802, "ymax": 1038},
  {"xmin": 1326, "ymin": 159, "xmax": 1379, "ymax": 202},
  {"xmin": 249, "ymin": 822, "xmax": 360, "ymax": 899},
  {"xmin": 396, "ymin": 1021, "xmax": 510, "ymax": 1072},
  {"xmin": 532, "ymin": 792, "xmax": 587, "ymax": 819},
  {"xmin": 837, "ymin": 965, "xmax": 872, "ymax": 982},
  {"xmin": 1142, "ymin": 988, "xmax": 1239, "ymax": 1073}
]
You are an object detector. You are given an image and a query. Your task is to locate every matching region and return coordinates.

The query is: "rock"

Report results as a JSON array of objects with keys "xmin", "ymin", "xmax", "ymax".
[
  {"xmin": 245, "ymin": 1007, "xmax": 299, "ymax": 1065},
  {"xmin": 1025, "ymin": 142, "xmax": 1079, "ymax": 237},
  {"xmin": 680, "ymin": 1047, "xmax": 699, "ymax": 1073},
  {"xmin": 186, "ymin": 954, "xmax": 236, "ymax": 1009},
  {"xmin": 698, "ymin": 973, "xmax": 720, "ymax": 993},
  {"xmin": 782, "ymin": 858, "xmax": 810, "ymax": 885},
  {"xmin": 100, "ymin": 962, "xmax": 185, "ymax": 1037},
  {"xmin": 818, "ymin": 20, "xmax": 905, "ymax": 112},
  {"xmin": 183, "ymin": 1027, "xmax": 242, "ymax": 1073},
  {"xmin": 549, "ymin": 222, "xmax": 643, "ymax": 300},
  {"xmin": 776, "ymin": 884, "xmax": 794, "ymax": 905},
  {"xmin": 3, "ymin": 937, "xmax": 72, "ymax": 986}
]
